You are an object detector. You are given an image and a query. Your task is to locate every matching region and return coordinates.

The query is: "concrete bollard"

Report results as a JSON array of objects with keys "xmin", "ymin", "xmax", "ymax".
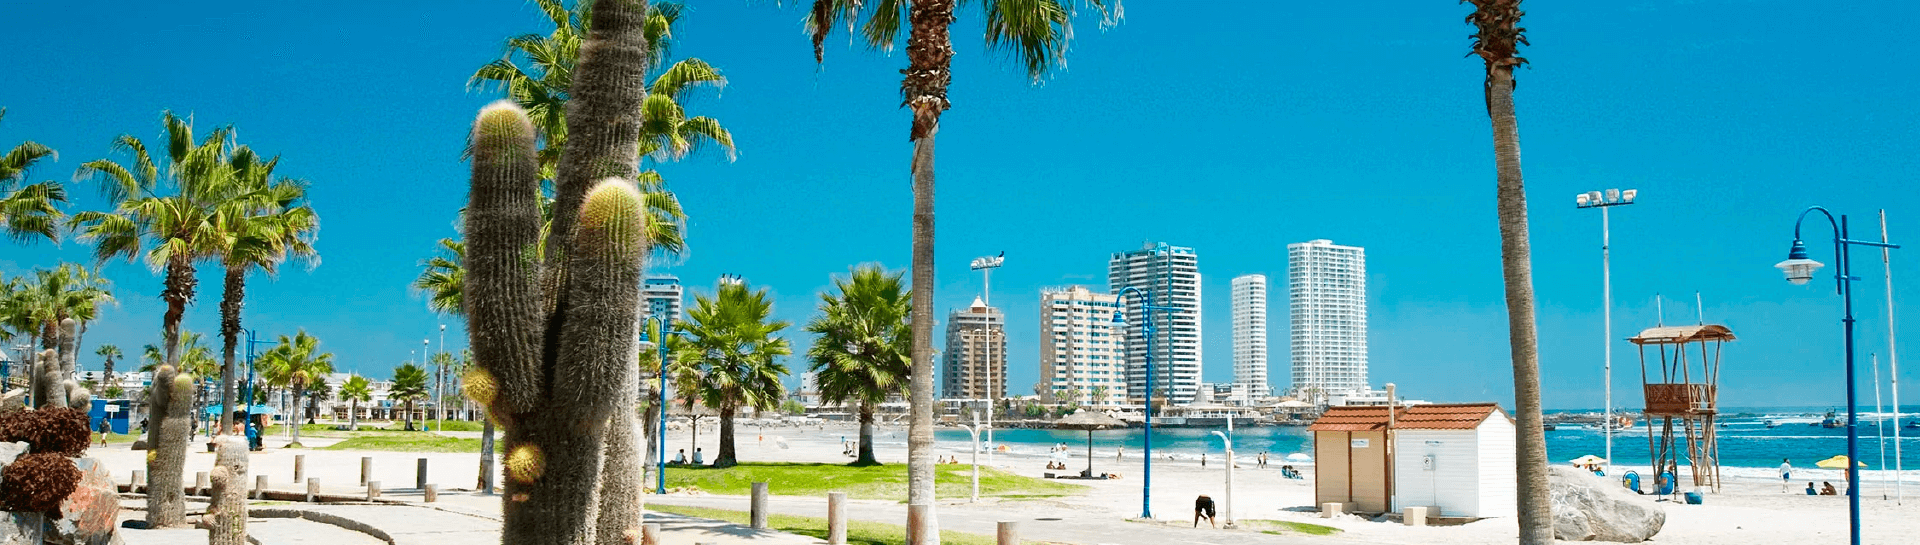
[
  {"xmin": 424, "ymin": 484, "xmax": 438, "ymax": 502},
  {"xmin": 1403, "ymin": 506, "xmax": 1428, "ymax": 527},
  {"xmin": 360, "ymin": 457, "xmax": 372, "ymax": 486},
  {"xmin": 366, "ymin": 481, "xmax": 381, "ymax": 501},
  {"xmin": 827, "ymin": 492, "xmax": 847, "ymax": 545},
  {"xmin": 907, "ymin": 504, "xmax": 930, "ymax": 545},
  {"xmin": 255, "ymin": 475, "xmax": 269, "ymax": 499},
  {"xmin": 131, "ymin": 470, "xmax": 146, "ymax": 493},
  {"xmin": 750, "ymin": 482, "xmax": 769, "ymax": 529},
  {"xmin": 306, "ymin": 478, "xmax": 320, "ymax": 503},
  {"xmin": 641, "ymin": 523, "xmax": 661, "ymax": 545},
  {"xmin": 997, "ymin": 521, "xmax": 1020, "ymax": 545},
  {"xmin": 294, "ymin": 454, "xmax": 305, "ymax": 483},
  {"xmin": 416, "ymin": 458, "xmax": 428, "ymax": 490},
  {"xmin": 1321, "ymin": 503, "xmax": 1342, "ymax": 518},
  {"xmin": 195, "ymin": 471, "xmax": 209, "ymax": 496}
]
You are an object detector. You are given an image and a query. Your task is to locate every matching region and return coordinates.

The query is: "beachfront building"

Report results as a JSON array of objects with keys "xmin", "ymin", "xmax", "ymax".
[
  {"xmin": 1109, "ymin": 242, "xmax": 1202, "ymax": 405},
  {"xmin": 1040, "ymin": 286, "xmax": 1127, "ymax": 408},
  {"xmin": 941, "ymin": 297, "xmax": 1007, "ymax": 402},
  {"xmin": 1231, "ymin": 273, "xmax": 1271, "ymax": 400},
  {"xmin": 1307, "ymin": 403, "xmax": 1516, "ymax": 518},
  {"xmin": 1288, "ymin": 239, "xmax": 1369, "ymax": 403}
]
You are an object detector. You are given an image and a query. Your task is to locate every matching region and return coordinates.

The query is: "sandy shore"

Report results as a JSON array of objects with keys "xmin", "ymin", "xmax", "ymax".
[{"xmin": 85, "ymin": 419, "xmax": 1920, "ymax": 545}]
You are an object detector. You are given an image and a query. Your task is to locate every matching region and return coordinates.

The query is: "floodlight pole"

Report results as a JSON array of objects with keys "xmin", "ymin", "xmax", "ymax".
[
  {"xmin": 1881, "ymin": 210, "xmax": 1904, "ymax": 505},
  {"xmin": 1779, "ymin": 206, "xmax": 1900, "ymax": 545},
  {"xmin": 972, "ymin": 253, "xmax": 1004, "ymax": 463},
  {"xmin": 1576, "ymin": 188, "xmax": 1635, "ymax": 473}
]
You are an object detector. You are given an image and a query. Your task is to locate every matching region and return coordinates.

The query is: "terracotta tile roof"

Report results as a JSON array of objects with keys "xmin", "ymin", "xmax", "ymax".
[{"xmin": 1306, "ymin": 403, "xmax": 1505, "ymax": 432}]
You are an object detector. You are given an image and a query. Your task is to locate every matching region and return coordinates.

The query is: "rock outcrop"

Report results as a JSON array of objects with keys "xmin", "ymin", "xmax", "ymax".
[{"xmin": 1549, "ymin": 465, "xmax": 1666, "ymax": 542}]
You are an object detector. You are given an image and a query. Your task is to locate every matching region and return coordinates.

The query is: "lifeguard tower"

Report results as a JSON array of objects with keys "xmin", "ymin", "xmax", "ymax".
[{"xmin": 1629, "ymin": 324, "xmax": 1734, "ymax": 493}]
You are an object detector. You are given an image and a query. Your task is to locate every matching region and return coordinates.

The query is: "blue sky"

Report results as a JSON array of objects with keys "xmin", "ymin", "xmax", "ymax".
[{"xmin": 3, "ymin": 1, "xmax": 1917, "ymax": 409}]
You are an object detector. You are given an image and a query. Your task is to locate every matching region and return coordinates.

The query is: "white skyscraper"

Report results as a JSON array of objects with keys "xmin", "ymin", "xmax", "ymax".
[
  {"xmin": 1040, "ymin": 286, "xmax": 1127, "ymax": 408},
  {"xmin": 1288, "ymin": 239, "xmax": 1369, "ymax": 402},
  {"xmin": 1231, "ymin": 274, "xmax": 1270, "ymax": 401},
  {"xmin": 1108, "ymin": 242, "xmax": 1202, "ymax": 405}
]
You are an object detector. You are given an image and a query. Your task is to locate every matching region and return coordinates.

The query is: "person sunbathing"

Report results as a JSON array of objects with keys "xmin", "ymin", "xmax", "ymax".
[{"xmin": 1821, "ymin": 482, "xmax": 1839, "ymax": 496}]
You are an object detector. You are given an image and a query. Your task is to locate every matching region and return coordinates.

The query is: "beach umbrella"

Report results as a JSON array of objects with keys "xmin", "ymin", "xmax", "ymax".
[
  {"xmin": 1054, "ymin": 410, "xmax": 1126, "ymax": 477},
  {"xmin": 1285, "ymin": 452, "xmax": 1312, "ymax": 463},
  {"xmin": 1816, "ymin": 455, "xmax": 1868, "ymax": 469},
  {"xmin": 1569, "ymin": 455, "xmax": 1608, "ymax": 466}
]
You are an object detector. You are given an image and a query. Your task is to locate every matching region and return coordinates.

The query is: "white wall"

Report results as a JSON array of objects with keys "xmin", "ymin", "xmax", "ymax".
[
  {"xmin": 1393, "ymin": 429, "xmax": 1481, "ymax": 516},
  {"xmin": 1475, "ymin": 412, "xmax": 1518, "ymax": 518}
]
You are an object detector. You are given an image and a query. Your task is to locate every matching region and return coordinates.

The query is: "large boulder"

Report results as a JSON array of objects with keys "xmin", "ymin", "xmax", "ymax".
[
  {"xmin": 0, "ymin": 511, "xmax": 42, "ymax": 545},
  {"xmin": 0, "ymin": 443, "xmax": 26, "ymax": 468},
  {"xmin": 42, "ymin": 458, "xmax": 118, "ymax": 545},
  {"xmin": 1549, "ymin": 465, "xmax": 1666, "ymax": 542}
]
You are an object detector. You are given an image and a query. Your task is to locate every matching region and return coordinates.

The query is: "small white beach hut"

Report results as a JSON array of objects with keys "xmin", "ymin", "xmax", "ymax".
[{"xmin": 1309, "ymin": 403, "xmax": 1516, "ymax": 518}]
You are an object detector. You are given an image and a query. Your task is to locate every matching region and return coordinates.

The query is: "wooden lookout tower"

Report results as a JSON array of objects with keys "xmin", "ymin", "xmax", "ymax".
[{"xmin": 1629, "ymin": 324, "xmax": 1734, "ymax": 493}]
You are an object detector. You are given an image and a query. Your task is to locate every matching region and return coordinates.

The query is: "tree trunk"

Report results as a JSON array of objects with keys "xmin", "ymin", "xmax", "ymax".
[
  {"xmin": 404, "ymin": 400, "xmax": 415, "ymax": 431},
  {"xmin": 349, "ymin": 400, "xmax": 358, "ymax": 431},
  {"xmin": 153, "ymin": 258, "xmax": 196, "ymax": 445},
  {"xmin": 856, "ymin": 401, "xmax": 878, "ymax": 466},
  {"xmin": 1486, "ymin": 67, "xmax": 1552, "ymax": 545},
  {"xmin": 901, "ymin": 0, "xmax": 954, "ymax": 540},
  {"xmin": 290, "ymin": 384, "xmax": 303, "ymax": 447},
  {"xmin": 480, "ymin": 415, "xmax": 496, "ymax": 494},
  {"xmin": 716, "ymin": 406, "xmax": 737, "ymax": 468},
  {"xmin": 218, "ymin": 265, "xmax": 244, "ymax": 434},
  {"xmin": 640, "ymin": 381, "xmax": 661, "ymax": 489}
]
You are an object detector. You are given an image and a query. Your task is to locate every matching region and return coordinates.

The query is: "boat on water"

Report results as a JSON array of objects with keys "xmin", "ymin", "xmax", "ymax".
[
  {"xmin": 1819, "ymin": 410, "xmax": 1844, "ymax": 429},
  {"xmin": 1765, "ymin": 419, "xmax": 1779, "ymax": 428},
  {"xmin": 1907, "ymin": 421, "xmax": 1920, "ymax": 430}
]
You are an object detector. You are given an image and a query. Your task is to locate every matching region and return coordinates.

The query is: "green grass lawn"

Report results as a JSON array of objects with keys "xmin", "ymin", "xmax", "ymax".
[
  {"xmin": 1239, "ymin": 519, "xmax": 1341, "ymax": 536},
  {"xmin": 662, "ymin": 462, "xmax": 1085, "ymax": 501},
  {"xmin": 322, "ymin": 435, "xmax": 481, "ymax": 453},
  {"xmin": 648, "ymin": 504, "xmax": 1022, "ymax": 545}
]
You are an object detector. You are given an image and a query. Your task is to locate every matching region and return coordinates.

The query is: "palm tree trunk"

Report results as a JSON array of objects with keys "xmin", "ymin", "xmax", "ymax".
[
  {"xmin": 1486, "ymin": 66, "xmax": 1552, "ymax": 545},
  {"xmin": 716, "ymin": 406, "xmax": 737, "ymax": 468},
  {"xmin": 856, "ymin": 401, "xmax": 878, "ymax": 466},
  {"xmin": 290, "ymin": 385, "xmax": 303, "ymax": 446},
  {"xmin": 479, "ymin": 415, "xmax": 496, "ymax": 494},
  {"xmin": 405, "ymin": 400, "xmax": 415, "ymax": 431},
  {"xmin": 218, "ymin": 266, "xmax": 244, "ymax": 434},
  {"xmin": 902, "ymin": 1, "xmax": 954, "ymax": 541},
  {"xmin": 153, "ymin": 258, "xmax": 196, "ymax": 445},
  {"xmin": 350, "ymin": 400, "xmax": 358, "ymax": 431}
]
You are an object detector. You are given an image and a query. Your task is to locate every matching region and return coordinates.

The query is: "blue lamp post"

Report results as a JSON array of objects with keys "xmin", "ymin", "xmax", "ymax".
[
  {"xmin": 1775, "ymin": 206, "xmax": 1899, "ymax": 545},
  {"xmin": 1111, "ymin": 285, "xmax": 1180, "ymax": 520},
  {"xmin": 639, "ymin": 316, "xmax": 677, "ymax": 494}
]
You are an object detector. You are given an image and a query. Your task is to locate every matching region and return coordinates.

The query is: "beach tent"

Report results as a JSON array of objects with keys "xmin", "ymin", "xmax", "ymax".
[
  {"xmin": 1053, "ymin": 409, "xmax": 1126, "ymax": 478},
  {"xmin": 1307, "ymin": 403, "xmax": 1515, "ymax": 518}
]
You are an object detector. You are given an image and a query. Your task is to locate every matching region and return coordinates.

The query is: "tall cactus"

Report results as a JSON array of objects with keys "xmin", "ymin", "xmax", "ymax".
[
  {"xmin": 53, "ymin": 319, "xmax": 76, "ymax": 408},
  {"xmin": 145, "ymin": 368, "xmax": 194, "ymax": 527},
  {"xmin": 204, "ymin": 436, "xmax": 248, "ymax": 545}
]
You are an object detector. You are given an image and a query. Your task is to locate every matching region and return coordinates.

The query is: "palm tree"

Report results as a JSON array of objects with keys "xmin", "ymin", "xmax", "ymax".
[
  {"xmin": 95, "ymin": 344, "xmax": 121, "ymax": 396},
  {"xmin": 0, "ymin": 264, "xmax": 112, "ymax": 405},
  {"xmin": 389, "ymin": 363, "xmax": 429, "ymax": 432},
  {"xmin": 803, "ymin": 265, "xmax": 910, "ymax": 466},
  {"xmin": 413, "ymin": 238, "xmax": 464, "ymax": 315},
  {"xmin": 339, "ymin": 375, "xmax": 372, "ymax": 431},
  {"xmin": 257, "ymin": 330, "xmax": 334, "ymax": 447},
  {"xmin": 214, "ymin": 146, "xmax": 320, "ymax": 433},
  {"xmin": 797, "ymin": 1, "xmax": 1118, "ymax": 526},
  {"xmin": 1464, "ymin": 1, "xmax": 1549, "ymax": 542},
  {"xmin": 0, "ymin": 108, "xmax": 67, "ymax": 245},
  {"xmin": 668, "ymin": 281, "xmax": 791, "ymax": 468},
  {"xmin": 470, "ymin": 0, "xmax": 734, "ymax": 179}
]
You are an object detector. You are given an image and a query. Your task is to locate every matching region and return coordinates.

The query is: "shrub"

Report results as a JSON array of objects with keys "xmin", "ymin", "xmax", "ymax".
[
  {"xmin": 0, "ymin": 453, "xmax": 80, "ymax": 516},
  {"xmin": 0, "ymin": 407, "xmax": 91, "ymax": 456}
]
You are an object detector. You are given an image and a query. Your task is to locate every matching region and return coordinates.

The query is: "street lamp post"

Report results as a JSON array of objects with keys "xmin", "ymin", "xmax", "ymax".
[
  {"xmin": 640, "ymin": 316, "xmax": 676, "ymax": 494},
  {"xmin": 961, "ymin": 411, "xmax": 983, "ymax": 503},
  {"xmin": 422, "ymin": 338, "xmax": 431, "ymax": 431},
  {"xmin": 971, "ymin": 253, "xmax": 1004, "ymax": 460},
  {"xmin": 1210, "ymin": 415, "xmax": 1235, "ymax": 528},
  {"xmin": 1111, "ymin": 285, "xmax": 1179, "ymax": 520},
  {"xmin": 436, "ymin": 324, "xmax": 446, "ymax": 431},
  {"xmin": 1774, "ymin": 206, "xmax": 1900, "ymax": 545},
  {"xmin": 1576, "ymin": 188, "xmax": 1637, "ymax": 472}
]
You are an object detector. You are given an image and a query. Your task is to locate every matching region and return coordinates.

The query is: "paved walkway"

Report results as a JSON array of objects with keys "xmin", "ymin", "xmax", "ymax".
[{"xmin": 647, "ymin": 494, "xmax": 1335, "ymax": 545}]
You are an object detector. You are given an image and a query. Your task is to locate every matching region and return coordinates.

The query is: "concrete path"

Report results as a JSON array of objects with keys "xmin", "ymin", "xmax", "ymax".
[{"xmin": 647, "ymin": 494, "xmax": 1337, "ymax": 545}]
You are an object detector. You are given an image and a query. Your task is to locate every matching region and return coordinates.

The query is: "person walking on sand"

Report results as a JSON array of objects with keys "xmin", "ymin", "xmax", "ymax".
[
  {"xmin": 1779, "ymin": 458, "xmax": 1793, "ymax": 492},
  {"xmin": 1116, "ymin": 445, "xmax": 1124, "ymax": 461}
]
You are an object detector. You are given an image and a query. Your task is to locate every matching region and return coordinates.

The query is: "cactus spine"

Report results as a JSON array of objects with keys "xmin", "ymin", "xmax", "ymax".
[
  {"xmin": 467, "ymin": 2, "xmax": 654, "ymax": 543},
  {"xmin": 145, "ymin": 369, "xmax": 194, "ymax": 527},
  {"xmin": 205, "ymin": 436, "xmax": 248, "ymax": 545}
]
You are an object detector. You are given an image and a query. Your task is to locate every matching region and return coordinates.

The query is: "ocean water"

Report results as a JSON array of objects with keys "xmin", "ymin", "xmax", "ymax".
[{"xmin": 930, "ymin": 406, "xmax": 1920, "ymax": 481}]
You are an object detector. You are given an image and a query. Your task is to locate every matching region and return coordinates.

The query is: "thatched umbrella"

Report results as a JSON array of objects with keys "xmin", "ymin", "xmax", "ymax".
[{"xmin": 1054, "ymin": 410, "xmax": 1127, "ymax": 477}]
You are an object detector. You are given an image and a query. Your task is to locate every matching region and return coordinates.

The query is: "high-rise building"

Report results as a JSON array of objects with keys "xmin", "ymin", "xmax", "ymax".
[
  {"xmin": 1231, "ymin": 274, "xmax": 1271, "ymax": 400},
  {"xmin": 941, "ymin": 297, "xmax": 1006, "ymax": 401},
  {"xmin": 643, "ymin": 275, "xmax": 684, "ymax": 325},
  {"xmin": 1288, "ymin": 239, "xmax": 1369, "ymax": 401},
  {"xmin": 1039, "ymin": 286, "xmax": 1127, "ymax": 407},
  {"xmin": 1108, "ymin": 242, "xmax": 1202, "ymax": 405}
]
